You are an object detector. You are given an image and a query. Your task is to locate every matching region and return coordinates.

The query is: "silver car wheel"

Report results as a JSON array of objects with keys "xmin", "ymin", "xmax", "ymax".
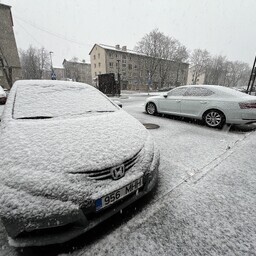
[
  {"xmin": 205, "ymin": 110, "xmax": 224, "ymax": 127},
  {"xmin": 146, "ymin": 102, "xmax": 157, "ymax": 115}
]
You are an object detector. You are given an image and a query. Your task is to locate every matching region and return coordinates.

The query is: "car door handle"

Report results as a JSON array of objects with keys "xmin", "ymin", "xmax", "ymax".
[{"xmin": 200, "ymin": 101, "xmax": 207, "ymax": 104}]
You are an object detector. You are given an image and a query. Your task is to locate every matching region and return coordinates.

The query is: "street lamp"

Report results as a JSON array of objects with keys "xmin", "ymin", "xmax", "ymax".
[
  {"xmin": 49, "ymin": 51, "xmax": 56, "ymax": 80},
  {"xmin": 117, "ymin": 59, "xmax": 121, "ymax": 93}
]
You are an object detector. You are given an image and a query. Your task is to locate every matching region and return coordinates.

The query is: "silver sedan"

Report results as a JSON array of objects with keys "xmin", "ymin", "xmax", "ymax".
[{"xmin": 145, "ymin": 85, "xmax": 256, "ymax": 128}]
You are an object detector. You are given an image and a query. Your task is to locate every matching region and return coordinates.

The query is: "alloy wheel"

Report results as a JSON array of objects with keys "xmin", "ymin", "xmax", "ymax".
[
  {"xmin": 204, "ymin": 110, "xmax": 224, "ymax": 128},
  {"xmin": 146, "ymin": 103, "xmax": 157, "ymax": 115}
]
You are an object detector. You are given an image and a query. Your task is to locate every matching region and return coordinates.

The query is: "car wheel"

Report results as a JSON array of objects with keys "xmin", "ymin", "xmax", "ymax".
[
  {"xmin": 203, "ymin": 110, "xmax": 225, "ymax": 128},
  {"xmin": 146, "ymin": 102, "xmax": 157, "ymax": 115}
]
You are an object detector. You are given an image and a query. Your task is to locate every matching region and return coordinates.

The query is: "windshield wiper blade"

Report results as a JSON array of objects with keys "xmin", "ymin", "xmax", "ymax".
[{"xmin": 17, "ymin": 116, "xmax": 53, "ymax": 120}]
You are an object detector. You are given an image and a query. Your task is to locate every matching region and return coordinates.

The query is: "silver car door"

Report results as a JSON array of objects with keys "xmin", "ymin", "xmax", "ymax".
[
  {"xmin": 180, "ymin": 87, "xmax": 214, "ymax": 117},
  {"xmin": 158, "ymin": 87, "xmax": 187, "ymax": 114}
]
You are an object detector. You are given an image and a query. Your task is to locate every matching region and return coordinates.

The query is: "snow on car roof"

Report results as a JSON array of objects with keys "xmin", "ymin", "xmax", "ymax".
[
  {"xmin": 180, "ymin": 84, "xmax": 253, "ymax": 97},
  {"xmin": 13, "ymin": 80, "xmax": 118, "ymax": 119}
]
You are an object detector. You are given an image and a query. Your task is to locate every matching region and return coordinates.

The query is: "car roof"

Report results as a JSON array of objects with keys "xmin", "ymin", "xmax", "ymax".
[{"xmin": 177, "ymin": 84, "xmax": 249, "ymax": 97}]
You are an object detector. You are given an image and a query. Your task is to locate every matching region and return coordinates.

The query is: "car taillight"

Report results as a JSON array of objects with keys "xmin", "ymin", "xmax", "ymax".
[{"xmin": 239, "ymin": 102, "xmax": 256, "ymax": 109}]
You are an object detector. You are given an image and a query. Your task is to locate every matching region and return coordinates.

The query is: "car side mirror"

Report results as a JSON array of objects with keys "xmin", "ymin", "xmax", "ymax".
[
  {"xmin": 113, "ymin": 100, "xmax": 122, "ymax": 108},
  {"xmin": 163, "ymin": 94, "xmax": 168, "ymax": 98}
]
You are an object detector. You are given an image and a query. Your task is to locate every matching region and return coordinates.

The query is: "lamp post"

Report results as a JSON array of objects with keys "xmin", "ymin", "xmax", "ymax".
[
  {"xmin": 49, "ymin": 51, "xmax": 56, "ymax": 80},
  {"xmin": 117, "ymin": 59, "xmax": 121, "ymax": 94}
]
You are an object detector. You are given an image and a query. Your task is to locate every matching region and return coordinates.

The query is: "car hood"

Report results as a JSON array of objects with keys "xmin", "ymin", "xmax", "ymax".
[
  {"xmin": 1, "ymin": 110, "xmax": 147, "ymax": 172},
  {"xmin": 0, "ymin": 110, "xmax": 154, "ymax": 226}
]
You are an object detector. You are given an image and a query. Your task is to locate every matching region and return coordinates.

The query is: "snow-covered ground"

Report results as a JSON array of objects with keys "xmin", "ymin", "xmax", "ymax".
[{"xmin": 0, "ymin": 95, "xmax": 255, "ymax": 255}]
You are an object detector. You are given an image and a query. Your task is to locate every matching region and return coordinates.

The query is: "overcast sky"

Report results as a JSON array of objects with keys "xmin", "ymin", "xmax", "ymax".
[{"xmin": 1, "ymin": 0, "xmax": 256, "ymax": 67}]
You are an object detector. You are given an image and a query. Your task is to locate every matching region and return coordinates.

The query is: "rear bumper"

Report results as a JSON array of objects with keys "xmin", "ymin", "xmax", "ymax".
[{"xmin": 7, "ymin": 157, "xmax": 159, "ymax": 247}]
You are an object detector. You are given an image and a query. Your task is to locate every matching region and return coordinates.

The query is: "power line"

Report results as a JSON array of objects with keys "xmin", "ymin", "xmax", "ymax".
[
  {"xmin": 15, "ymin": 20, "xmax": 43, "ymax": 47},
  {"xmin": 14, "ymin": 14, "xmax": 92, "ymax": 47}
]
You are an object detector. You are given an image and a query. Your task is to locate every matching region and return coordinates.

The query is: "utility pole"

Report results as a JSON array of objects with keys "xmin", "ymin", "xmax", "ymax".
[{"xmin": 246, "ymin": 56, "xmax": 256, "ymax": 95}]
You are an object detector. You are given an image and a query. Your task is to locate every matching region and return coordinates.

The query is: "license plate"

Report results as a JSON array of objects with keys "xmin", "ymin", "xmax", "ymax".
[{"xmin": 95, "ymin": 177, "xmax": 143, "ymax": 211}]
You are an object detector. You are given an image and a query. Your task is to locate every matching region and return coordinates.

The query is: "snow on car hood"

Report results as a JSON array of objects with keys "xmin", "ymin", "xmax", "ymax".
[
  {"xmin": 0, "ymin": 110, "xmax": 152, "ymax": 226},
  {"xmin": 1, "ymin": 110, "xmax": 147, "ymax": 173}
]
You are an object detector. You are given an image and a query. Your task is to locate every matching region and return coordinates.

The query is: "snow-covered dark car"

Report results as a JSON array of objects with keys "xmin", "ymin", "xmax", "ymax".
[{"xmin": 0, "ymin": 80, "xmax": 159, "ymax": 247}]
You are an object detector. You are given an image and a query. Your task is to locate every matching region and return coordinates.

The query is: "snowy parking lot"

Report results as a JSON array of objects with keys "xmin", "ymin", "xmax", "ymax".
[{"xmin": 0, "ymin": 95, "xmax": 256, "ymax": 255}]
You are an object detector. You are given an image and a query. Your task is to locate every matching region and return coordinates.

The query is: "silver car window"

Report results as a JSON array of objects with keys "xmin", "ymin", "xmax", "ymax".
[
  {"xmin": 184, "ymin": 87, "xmax": 214, "ymax": 97},
  {"xmin": 167, "ymin": 87, "xmax": 187, "ymax": 97}
]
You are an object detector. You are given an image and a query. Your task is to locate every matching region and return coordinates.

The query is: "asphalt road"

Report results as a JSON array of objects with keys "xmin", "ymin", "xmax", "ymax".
[{"xmin": 0, "ymin": 95, "xmax": 256, "ymax": 256}]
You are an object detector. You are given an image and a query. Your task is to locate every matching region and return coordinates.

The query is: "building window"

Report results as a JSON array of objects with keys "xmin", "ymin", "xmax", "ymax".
[
  {"xmin": 109, "ymin": 62, "xmax": 113, "ymax": 68},
  {"xmin": 122, "ymin": 64, "xmax": 126, "ymax": 68},
  {"xmin": 109, "ymin": 53, "xmax": 113, "ymax": 58},
  {"xmin": 122, "ymin": 59, "xmax": 126, "ymax": 64},
  {"xmin": 98, "ymin": 62, "xmax": 101, "ymax": 67},
  {"xmin": 98, "ymin": 53, "xmax": 100, "ymax": 59},
  {"xmin": 128, "ymin": 64, "xmax": 132, "ymax": 70},
  {"xmin": 134, "ymin": 65, "xmax": 137, "ymax": 69},
  {"xmin": 95, "ymin": 72, "xmax": 97, "ymax": 76},
  {"xmin": 122, "ymin": 55, "xmax": 126, "ymax": 59},
  {"xmin": 93, "ymin": 55, "xmax": 96, "ymax": 60},
  {"xmin": 94, "ymin": 63, "xmax": 96, "ymax": 68}
]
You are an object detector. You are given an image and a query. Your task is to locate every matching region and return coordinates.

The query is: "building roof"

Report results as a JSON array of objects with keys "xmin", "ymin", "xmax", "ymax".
[
  {"xmin": 88, "ymin": 43, "xmax": 147, "ymax": 57},
  {"xmin": 62, "ymin": 59, "xmax": 90, "ymax": 65},
  {"xmin": 0, "ymin": 3, "xmax": 12, "ymax": 9},
  {"xmin": 89, "ymin": 43, "xmax": 189, "ymax": 65}
]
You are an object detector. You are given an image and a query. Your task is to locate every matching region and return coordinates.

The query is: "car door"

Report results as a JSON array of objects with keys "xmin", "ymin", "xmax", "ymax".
[
  {"xmin": 158, "ymin": 87, "xmax": 187, "ymax": 114},
  {"xmin": 180, "ymin": 87, "xmax": 214, "ymax": 117}
]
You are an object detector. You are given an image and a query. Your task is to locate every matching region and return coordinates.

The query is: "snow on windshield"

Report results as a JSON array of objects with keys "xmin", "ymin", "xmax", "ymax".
[{"xmin": 13, "ymin": 80, "xmax": 117, "ymax": 119}]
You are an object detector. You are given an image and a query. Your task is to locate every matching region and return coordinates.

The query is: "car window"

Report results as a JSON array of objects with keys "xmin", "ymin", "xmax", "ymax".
[
  {"xmin": 167, "ymin": 87, "xmax": 187, "ymax": 97},
  {"xmin": 184, "ymin": 87, "xmax": 215, "ymax": 97}
]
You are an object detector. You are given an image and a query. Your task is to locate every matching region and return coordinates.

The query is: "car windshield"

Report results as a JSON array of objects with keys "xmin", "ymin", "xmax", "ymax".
[{"xmin": 13, "ymin": 82, "xmax": 117, "ymax": 119}]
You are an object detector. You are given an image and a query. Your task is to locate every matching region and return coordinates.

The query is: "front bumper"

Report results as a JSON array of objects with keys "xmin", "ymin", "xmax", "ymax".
[{"xmin": 7, "ymin": 151, "xmax": 160, "ymax": 247}]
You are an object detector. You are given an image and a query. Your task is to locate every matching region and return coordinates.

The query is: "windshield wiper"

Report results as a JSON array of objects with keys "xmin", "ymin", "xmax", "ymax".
[{"xmin": 17, "ymin": 116, "xmax": 53, "ymax": 120}]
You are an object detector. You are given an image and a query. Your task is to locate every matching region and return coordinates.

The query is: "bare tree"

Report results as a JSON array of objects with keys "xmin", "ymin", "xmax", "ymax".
[
  {"xmin": 20, "ymin": 46, "xmax": 50, "ymax": 79},
  {"xmin": 205, "ymin": 55, "xmax": 227, "ymax": 85},
  {"xmin": 135, "ymin": 29, "xmax": 188, "ymax": 88},
  {"xmin": 190, "ymin": 49, "xmax": 210, "ymax": 84},
  {"xmin": 224, "ymin": 61, "xmax": 250, "ymax": 87},
  {"xmin": 135, "ymin": 29, "xmax": 168, "ymax": 88}
]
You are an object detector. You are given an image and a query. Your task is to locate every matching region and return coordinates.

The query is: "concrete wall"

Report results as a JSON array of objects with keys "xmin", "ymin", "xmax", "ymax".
[{"xmin": 0, "ymin": 4, "xmax": 21, "ymax": 89}]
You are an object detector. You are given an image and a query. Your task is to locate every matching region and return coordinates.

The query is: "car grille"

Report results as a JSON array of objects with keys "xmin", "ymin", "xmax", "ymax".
[{"xmin": 82, "ymin": 150, "xmax": 141, "ymax": 180}]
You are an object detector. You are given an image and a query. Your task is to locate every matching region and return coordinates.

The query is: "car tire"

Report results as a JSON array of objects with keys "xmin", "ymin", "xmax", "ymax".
[
  {"xmin": 203, "ymin": 109, "xmax": 225, "ymax": 129},
  {"xmin": 146, "ymin": 102, "xmax": 157, "ymax": 115}
]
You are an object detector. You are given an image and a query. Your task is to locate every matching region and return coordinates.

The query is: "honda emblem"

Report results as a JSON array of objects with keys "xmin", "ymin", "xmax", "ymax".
[{"xmin": 111, "ymin": 164, "xmax": 125, "ymax": 180}]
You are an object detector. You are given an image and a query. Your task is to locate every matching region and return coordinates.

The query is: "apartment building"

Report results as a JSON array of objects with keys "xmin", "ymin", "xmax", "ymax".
[
  {"xmin": 89, "ymin": 44, "xmax": 189, "ymax": 90},
  {"xmin": 63, "ymin": 59, "xmax": 92, "ymax": 85},
  {"xmin": 0, "ymin": 3, "xmax": 21, "ymax": 89}
]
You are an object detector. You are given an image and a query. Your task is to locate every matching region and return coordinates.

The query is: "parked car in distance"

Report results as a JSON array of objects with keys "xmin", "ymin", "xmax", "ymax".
[
  {"xmin": 0, "ymin": 80, "xmax": 159, "ymax": 247},
  {"xmin": 0, "ymin": 86, "xmax": 7, "ymax": 105},
  {"xmin": 145, "ymin": 85, "xmax": 256, "ymax": 128}
]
